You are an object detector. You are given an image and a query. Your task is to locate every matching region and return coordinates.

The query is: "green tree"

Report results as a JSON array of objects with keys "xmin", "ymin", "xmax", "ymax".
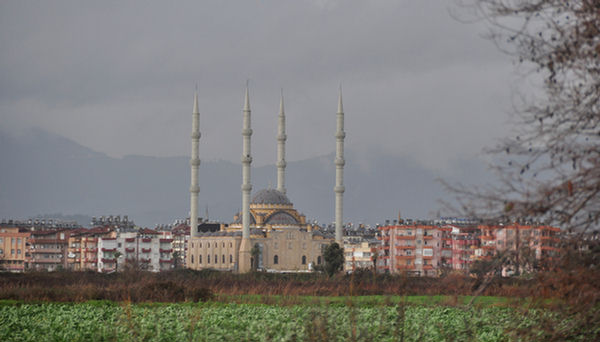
[
  {"xmin": 113, "ymin": 251, "xmax": 122, "ymax": 273},
  {"xmin": 322, "ymin": 242, "xmax": 344, "ymax": 277}
]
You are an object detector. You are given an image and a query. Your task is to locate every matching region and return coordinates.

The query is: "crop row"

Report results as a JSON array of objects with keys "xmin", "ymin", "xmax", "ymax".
[{"xmin": 0, "ymin": 302, "xmax": 582, "ymax": 342}]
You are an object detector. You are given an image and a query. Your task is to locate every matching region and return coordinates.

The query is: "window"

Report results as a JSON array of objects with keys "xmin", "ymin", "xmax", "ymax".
[
  {"xmin": 11, "ymin": 249, "xmax": 15, "ymax": 255},
  {"xmin": 214, "ymin": 254, "xmax": 218, "ymax": 263},
  {"xmin": 199, "ymin": 255, "xmax": 202, "ymax": 263},
  {"xmin": 222, "ymin": 242, "xmax": 225, "ymax": 248},
  {"xmin": 17, "ymin": 238, "xmax": 21, "ymax": 244},
  {"xmin": 191, "ymin": 255, "xmax": 194, "ymax": 264},
  {"xmin": 214, "ymin": 243, "xmax": 217, "ymax": 248},
  {"xmin": 301, "ymin": 256, "xmax": 306, "ymax": 265},
  {"xmin": 222, "ymin": 255, "xmax": 225, "ymax": 263},
  {"xmin": 288, "ymin": 242, "xmax": 293, "ymax": 249},
  {"xmin": 192, "ymin": 243, "xmax": 194, "ymax": 248},
  {"xmin": 17, "ymin": 249, "xmax": 21, "ymax": 254},
  {"xmin": 0, "ymin": 248, "xmax": 3, "ymax": 255},
  {"xmin": 229, "ymin": 242, "xmax": 232, "ymax": 248},
  {"xmin": 230, "ymin": 254, "xmax": 233, "ymax": 263},
  {"xmin": 207, "ymin": 255, "xmax": 210, "ymax": 264},
  {"xmin": 317, "ymin": 256, "xmax": 322, "ymax": 265},
  {"xmin": 274, "ymin": 255, "xmax": 279, "ymax": 264},
  {"xmin": 274, "ymin": 242, "xmax": 278, "ymax": 249}
]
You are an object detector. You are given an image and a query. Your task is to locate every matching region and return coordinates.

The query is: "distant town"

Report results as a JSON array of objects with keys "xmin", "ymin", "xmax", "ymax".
[{"xmin": 1, "ymin": 214, "xmax": 584, "ymax": 277}]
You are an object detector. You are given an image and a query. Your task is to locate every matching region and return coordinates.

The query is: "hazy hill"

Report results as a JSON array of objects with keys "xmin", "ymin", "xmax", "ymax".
[{"xmin": 0, "ymin": 128, "xmax": 492, "ymax": 227}]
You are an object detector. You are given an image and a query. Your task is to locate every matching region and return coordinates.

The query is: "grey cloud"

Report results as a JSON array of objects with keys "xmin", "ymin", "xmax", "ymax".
[{"xmin": 0, "ymin": 0, "xmax": 515, "ymax": 168}]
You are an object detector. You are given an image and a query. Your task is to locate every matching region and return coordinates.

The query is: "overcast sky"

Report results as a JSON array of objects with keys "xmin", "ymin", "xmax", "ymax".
[{"xmin": 0, "ymin": 0, "xmax": 517, "ymax": 170}]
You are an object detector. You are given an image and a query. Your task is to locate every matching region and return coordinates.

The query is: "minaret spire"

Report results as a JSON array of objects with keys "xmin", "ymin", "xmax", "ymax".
[
  {"xmin": 239, "ymin": 81, "xmax": 253, "ymax": 272},
  {"xmin": 334, "ymin": 85, "xmax": 345, "ymax": 245},
  {"xmin": 190, "ymin": 90, "xmax": 201, "ymax": 238},
  {"xmin": 276, "ymin": 89, "xmax": 287, "ymax": 195}
]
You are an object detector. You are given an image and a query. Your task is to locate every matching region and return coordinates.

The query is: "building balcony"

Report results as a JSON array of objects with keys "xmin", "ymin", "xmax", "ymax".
[
  {"xmin": 125, "ymin": 238, "xmax": 135, "ymax": 243},
  {"xmin": 101, "ymin": 248, "xmax": 116, "ymax": 252},
  {"xmin": 159, "ymin": 239, "xmax": 173, "ymax": 243},
  {"xmin": 31, "ymin": 248, "xmax": 62, "ymax": 254},
  {"xmin": 395, "ymin": 255, "xmax": 415, "ymax": 259},
  {"xmin": 159, "ymin": 248, "xmax": 173, "ymax": 253},
  {"xmin": 395, "ymin": 265, "xmax": 415, "ymax": 270},
  {"xmin": 423, "ymin": 235, "xmax": 434, "ymax": 240},
  {"xmin": 101, "ymin": 258, "xmax": 116, "ymax": 263},
  {"xmin": 141, "ymin": 238, "xmax": 152, "ymax": 243},
  {"xmin": 125, "ymin": 248, "xmax": 135, "ymax": 253},
  {"xmin": 396, "ymin": 235, "xmax": 415, "ymax": 240},
  {"xmin": 395, "ymin": 245, "xmax": 415, "ymax": 249},
  {"xmin": 139, "ymin": 258, "xmax": 151, "ymax": 263},
  {"xmin": 159, "ymin": 259, "xmax": 173, "ymax": 263},
  {"xmin": 141, "ymin": 248, "xmax": 151, "ymax": 253},
  {"xmin": 31, "ymin": 259, "xmax": 61, "ymax": 264}
]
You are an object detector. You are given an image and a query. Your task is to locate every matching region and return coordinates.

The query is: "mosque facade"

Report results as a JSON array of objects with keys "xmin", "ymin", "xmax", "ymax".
[{"xmin": 186, "ymin": 85, "xmax": 343, "ymax": 272}]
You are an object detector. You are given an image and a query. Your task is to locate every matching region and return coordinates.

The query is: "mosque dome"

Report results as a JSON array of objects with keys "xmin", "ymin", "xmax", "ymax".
[
  {"xmin": 251, "ymin": 189, "xmax": 292, "ymax": 205},
  {"xmin": 265, "ymin": 211, "xmax": 300, "ymax": 225}
]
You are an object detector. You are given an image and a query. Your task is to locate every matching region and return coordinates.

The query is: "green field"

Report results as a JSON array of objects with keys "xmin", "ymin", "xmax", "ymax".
[{"xmin": 0, "ymin": 299, "xmax": 584, "ymax": 342}]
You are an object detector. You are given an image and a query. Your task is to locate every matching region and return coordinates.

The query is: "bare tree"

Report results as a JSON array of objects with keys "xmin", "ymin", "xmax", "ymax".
[
  {"xmin": 447, "ymin": 2, "xmax": 600, "ymax": 338},
  {"xmin": 447, "ymin": 0, "xmax": 600, "ymax": 233}
]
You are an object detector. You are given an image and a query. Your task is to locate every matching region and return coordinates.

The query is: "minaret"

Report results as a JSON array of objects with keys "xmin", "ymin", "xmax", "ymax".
[
  {"xmin": 334, "ymin": 86, "xmax": 345, "ymax": 245},
  {"xmin": 190, "ymin": 90, "xmax": 201, "ymax": 238},
  {"xmin": 239, "ymin": 83, "xmax": 253, "ymax": 272},
  {"xmin": 276, "ymin": 90, "xmax": 287, "ymax": 195}
]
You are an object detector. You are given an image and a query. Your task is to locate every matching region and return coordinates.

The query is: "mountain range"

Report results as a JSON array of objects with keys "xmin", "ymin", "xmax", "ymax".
[{"xmin": 0, "ymin": 128, "xmax": 493, "ymax": 227}]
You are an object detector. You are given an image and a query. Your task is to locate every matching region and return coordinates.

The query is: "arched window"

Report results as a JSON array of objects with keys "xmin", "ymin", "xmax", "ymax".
[
  {"xmin": 214, "ymin": 242, "xmax": 217, "ymax": 248},
  {"xmin": 207, "ymin": 255, "xmax": 210, "ymax": 264},
  {"xmin": 301, "ymin": 255, "xmax": 306, "ymax": 265},
  {"xmin": 199, "ymin": 255, "xmax": 202, "ymax": 264},
  {"xmin": 215, "ymin": 254, "xmax": 218, "ymax": 263},
  {"xmin": 317, "ymin": 256, "xmax": 322, "ymax": 265},
  {"xmin": 230, "ymin": 254, "xmax": 233, "ymax": 263},
  {"xmin": 191, "ymin": 255, "xmax": 194, "ymax": 264},
  {"xmin": 222, "ymin": 254, "xmax": 225, "ymax": 263},
  {"xmin": 273, "ymin": 255, "xmax": 279, "ymax": 264}
]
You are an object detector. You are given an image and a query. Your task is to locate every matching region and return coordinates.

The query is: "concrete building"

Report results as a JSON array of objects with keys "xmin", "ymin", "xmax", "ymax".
[
  {"xmin": 67, "ymin": 227, "xmax": 115, "ymax": 271},
  {"xmin": 0, "ymin": 227, "xmax": 30, "ymax": 272},
  {"xmin": 97, "ymin": 228, "xmax": 174, "ymax": 273},
  {"xmin": 377, "ymin": 221, "xmax": 561, "ymax": 276},
  {"xmin": 344, "ymin": 239, "xmax": 379, "ymax": 272},
  {"xmin": 28, "ymin": 229, "xmax": 71, "ymax": 271}
]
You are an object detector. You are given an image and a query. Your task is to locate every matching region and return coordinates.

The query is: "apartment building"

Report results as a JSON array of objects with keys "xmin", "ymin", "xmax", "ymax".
[
  {"xmin": 67, "ymin": 227, "xmax": 115, "ymax": 271},
  {"xmin": 0, "ymin": 227, "xmax": 30, "ymax": 272},
  {"xmin": 377, "ymin": 222, "xmax": 561, "ymax": 276},
  {"xmin": 377, "ymin": 224, "xmax": 443, "ymax": 276},
  {"xmin": 343, "ymin": 239, "xmax": 379, "ymax": 272},
  {"xmin": 28, "ymin": 229, "xmax": 71, "ymax": 271},
  {"xmin": 97, "ymin": 228, "xmax": 174, "ymax": 273}
]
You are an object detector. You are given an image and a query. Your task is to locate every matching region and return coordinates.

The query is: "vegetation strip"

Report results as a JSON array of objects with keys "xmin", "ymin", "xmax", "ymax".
[{"xmin": 0, "ymin": 301, "xmax": 589, "ymax": 342}]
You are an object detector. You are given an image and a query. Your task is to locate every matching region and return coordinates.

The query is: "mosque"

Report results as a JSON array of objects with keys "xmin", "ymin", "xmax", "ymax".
[{"xmin": 186, "ymin": 85, "xmax": 345, "ymax": 273}]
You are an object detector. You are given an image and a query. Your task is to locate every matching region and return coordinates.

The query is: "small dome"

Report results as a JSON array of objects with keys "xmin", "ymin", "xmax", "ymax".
[
  {"xmin": 251, "ymin": 189, "xmax": 291, "ymax": 205},
  {"xmin": 265, "ymin": 211, "xmax": 300, "ymax": 225}
]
